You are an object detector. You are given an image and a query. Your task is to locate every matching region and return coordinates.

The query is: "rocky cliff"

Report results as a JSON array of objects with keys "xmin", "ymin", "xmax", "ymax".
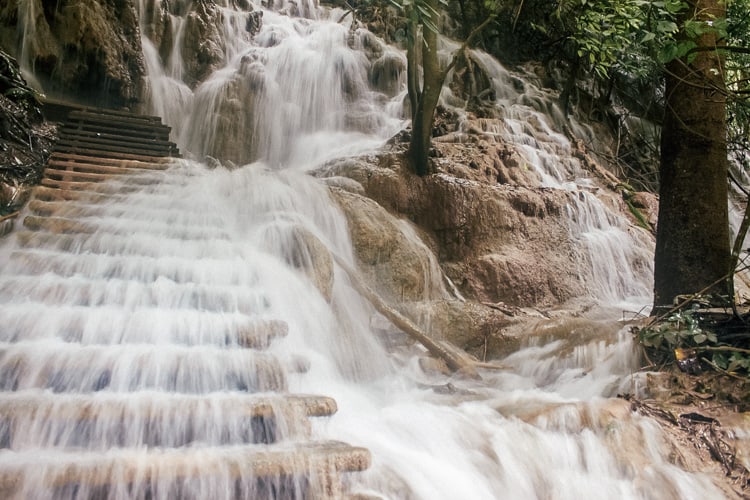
[{"xmin": 0, "ymin": 0, "xmax": 144, "ymax": 107}]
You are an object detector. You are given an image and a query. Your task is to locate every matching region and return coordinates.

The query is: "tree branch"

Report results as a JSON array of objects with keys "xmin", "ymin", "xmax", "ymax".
[{"xmin": 442, "ymin": 14, "xmax": 498, "ymax": 78}]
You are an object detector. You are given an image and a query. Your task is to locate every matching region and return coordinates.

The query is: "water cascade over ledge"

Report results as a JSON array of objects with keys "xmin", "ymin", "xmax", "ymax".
[{"xmin": 0, "ymin": 0, "xmax": 732, "ymax": 498}]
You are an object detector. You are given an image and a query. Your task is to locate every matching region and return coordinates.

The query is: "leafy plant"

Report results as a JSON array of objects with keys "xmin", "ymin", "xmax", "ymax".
[
  {"xmin": 636, "ymin": 305, "xmax": 750, "ymax": 378},
  {"xmin": 638, "ymin": 308, "xmax": 718, "ymax": 350}
]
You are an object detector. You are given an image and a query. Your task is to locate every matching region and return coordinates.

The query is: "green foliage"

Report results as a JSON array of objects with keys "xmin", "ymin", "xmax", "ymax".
[
  {"xmin": 713, "ymin": 350, "xmax": 750, "ymax": 372},
  {"xmin": 638, "ymin": 309, "xmax": 718, "ymax": 350},
  {"xmin": 548, "ymin": 0, "xmax": 692, "ymax": 79},
  {"xmin": 388, "ymin": 0, "xmax": 445, "ymax": 33},
  {"xmin": 545, "ymin": 0, "xmax": 737, "ymax": 80},
  {"xmin": 726, "ymin": 0, "xmax": 750, "ymax": 164},
  {"xmin": 637, "ymin": 307, "xmax": 750, "ymax": 377}
]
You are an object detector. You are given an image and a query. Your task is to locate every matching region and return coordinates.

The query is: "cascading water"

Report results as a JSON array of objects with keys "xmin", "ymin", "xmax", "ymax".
[
  {"xmin": 0, "ymin": 0, "xmax": 733, "ymax": 498},
  {"xmin": 442, "ymin": 47, "xmax": 654, "ymax": 306}
]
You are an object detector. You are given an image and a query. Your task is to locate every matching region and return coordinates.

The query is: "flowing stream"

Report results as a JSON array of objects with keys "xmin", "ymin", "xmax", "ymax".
[{"xmin": 0, "ymin": 0, "xmax": 731, "ymax": 498}]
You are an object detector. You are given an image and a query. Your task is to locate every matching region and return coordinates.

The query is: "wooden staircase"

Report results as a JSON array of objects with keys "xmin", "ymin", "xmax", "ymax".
[{"xmin": 0, "ymin": 105, "xmax": 371, "ymax": 498}]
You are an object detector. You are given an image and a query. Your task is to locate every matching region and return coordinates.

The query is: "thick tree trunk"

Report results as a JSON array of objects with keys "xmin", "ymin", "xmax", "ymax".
[{"xmin": 653, "ymin": 0, "xmax": 730, "ymax": 310}]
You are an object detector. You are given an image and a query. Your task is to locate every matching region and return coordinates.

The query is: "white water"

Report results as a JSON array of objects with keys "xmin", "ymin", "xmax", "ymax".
[{"xmin": 0, "ymin": 1, "xmax": 729, "ymax": 498}]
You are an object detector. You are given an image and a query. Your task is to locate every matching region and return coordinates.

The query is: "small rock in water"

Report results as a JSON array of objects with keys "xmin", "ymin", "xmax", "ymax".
[{"xmin": 418, "ymin": 356, "xmax": 451, "ymax": 376}]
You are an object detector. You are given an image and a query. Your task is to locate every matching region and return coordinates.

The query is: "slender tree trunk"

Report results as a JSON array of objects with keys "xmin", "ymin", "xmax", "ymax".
[
  {"xmin": 559, "ymin": 57, "xmax": 579, "ymax": 116},
  {"xmin": 406, "ymin": 22, "xmax": 420, "ymax": 120},
  {"xmin": 653, "ymin": 0, "xmax": 730, "ymax": 310},
  {"xmin": 408, "ymin": 0, "xmax": 441, "ymax": 176}
]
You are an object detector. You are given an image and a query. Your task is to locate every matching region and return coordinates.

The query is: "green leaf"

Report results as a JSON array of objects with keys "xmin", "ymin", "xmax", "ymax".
[
  {"xmin": 659, "ymin": 43, "xmax": 680, "ymax": 63},
  {"xmin": 693, "ymin": 333, "xmax": 707, "ymax": 344},
  {"xmin": 664, "ymin": 0, "xmax": 686, "ymax": 13},
  {"xmin": 713, "ymin": 352, "xmax": 729, "ymax": 369},
  {"xmin": 657, "ymin": 20, "xmax": 678, "ymax": 33}
]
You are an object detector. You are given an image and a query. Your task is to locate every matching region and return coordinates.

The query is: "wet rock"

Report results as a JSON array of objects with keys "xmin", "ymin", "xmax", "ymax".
[
  {"xmin": 317, "ymin": 175, "xmax": 365, "ymax": 195},
  {"xmin": 233, "ymin": 0, "xmax": 254, "ymax": 11},
  {"xmin": 449, "ymin": 50, "xmax": 493, "ymax": 104},
  {"xmin": 259, "ymin": 224, "xmax": 334, "ymax": 302},
  {"xmin": 197, "ymin": 56, "xmax": 266, "ymax": 164},
  {"xmin": 448, "ymin": 252, "xmax": 576, "ymax": 307},
  {"xmin": 627, "ymin": 191, "xmax": 658, "ymax": 229},
  {"xmin": 370, "ymin": 52, "xmax": 405, "ymax": 97},
  {"xmin": 409, "ymin": 299, "xmax": 518, "ymax": 360},
  {"xmin": 181, "ymin": 2, "xmax": 226, "ymax": 87},
  {"xmin": 246, "ymin": 11, "xmax": 263, "ymax": 36},
  {"xmin": 418, "ymin": 356, "xmax": 451, "ymax": 376},
  {"xmin": 1, "ymin": 0, "xmax": 145, "ymax": 107},
  {"xmin": 330, "ymin": 187, "xmax": 446, "ymax": 303},
  {"xmin": 348, "ymin": 28, "xmax": 384, "ymax": 61},
  {"xmin": 0, "ymin": 52, "xmax": 55, "ymax": 208},
  {"xmin": 319, "ymin": 149, "xmax": 585, "ymax": 307},
  {"xmin": 290, "ymin": 227, "xmax": 335, "ymax": 302}
]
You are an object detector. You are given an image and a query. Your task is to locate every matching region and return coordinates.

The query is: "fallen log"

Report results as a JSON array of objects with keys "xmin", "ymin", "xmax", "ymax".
[{"xmin": 331, "ymin": 253, "xmax": 480, "ymax": 378}]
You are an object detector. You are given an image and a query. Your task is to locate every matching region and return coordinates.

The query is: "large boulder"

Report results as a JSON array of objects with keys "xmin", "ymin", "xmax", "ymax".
[
  {"xmin": 369, "ymin": 51, "xmax": 405, "ymax": 97},
  {"xmin": 190, "ymin": 50, "xmax": 265, "ymax": 164},
  {"xmin": 330, "ymin": 187, "xmax": 448, "ymax": 303},
  {"xmin": 318, "ymin": 145, "xmax": 586, "ymax": 308}
]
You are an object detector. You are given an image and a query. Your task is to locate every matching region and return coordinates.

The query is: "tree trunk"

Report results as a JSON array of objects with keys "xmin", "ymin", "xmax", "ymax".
[
  {"xmin": 406, "ymin": 22, "xmax": 419, "ymax": 121},
  {"xmin": 408, "ymin": 0, "xmax": 442, "ymax": 176},
  {"xmin": 653, "ymin": 0, "xmax": 730, "ymax": 310}
]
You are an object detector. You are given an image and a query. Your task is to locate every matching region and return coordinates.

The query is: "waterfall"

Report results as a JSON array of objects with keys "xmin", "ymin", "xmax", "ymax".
[
  {"xmin": 447, "ymin": 49, "xmax": 654, "ymax": 307},
  {"xmin": 0, "ymin": 0, "xmax": 731, "ymax": 498},
  {"xmin": 14, "ymin": 0, "xmax": 45, "ymax": 90}
]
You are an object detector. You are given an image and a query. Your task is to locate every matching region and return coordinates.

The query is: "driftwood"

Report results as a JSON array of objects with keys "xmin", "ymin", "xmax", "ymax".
[{"xmin": 331, "ymin": 254, "xmax": 481, "ymax": 378}]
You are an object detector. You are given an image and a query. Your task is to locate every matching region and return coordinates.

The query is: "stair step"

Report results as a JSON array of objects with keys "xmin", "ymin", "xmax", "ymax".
[
  {"xmin": 8, "ymin": 251, "xmax": 259, "ymax": 286},
  {"xmin": 45, "ymin": 160, "xmax": 147, "ymax": 176},
  {"xmin": 30, "ymin": 185, "xmax": 181, "ymax": 204},
  {"xmin": 55, "ymin": 136, "xmax": 177, "ymax": 155},
  {"xmin": 27, "ymin": 200, "xmax": 225, "ymax": 229},
  {"xmin": 50, "ymin": 145, "xmax": 179, "ymax": 162},
  {"xmin": 40, "ymin": 177, "xmax": 103, "ymax": 191},
  {"xmin": 49, "ymin": 151, "xmax": 173, "ymax": 168},
  {"xmin": 23, "ymin": 214, "xmax": 94, "ymax": 234},
  {"xmin": 31, "ymin": 186, "xmax": 118, "ymax": 203},
  {"xmin": 43, "ymin": 166, "xmax": 129, "ymax": 183},
  {"xmin": 59, "ymin": 130, "xmax": 177, "ymax": 152},
  {"xmin": 39, "ymin": 175, "xmax": 194, "ymax": 195},
  {"xmin": 68, "ymin": 109, "xmax": 171, "ymax": 128},
  {"xmin": 22, "ymin": 215, "xmax": 231, "ymax": 240},
  {"xmin": 0, "ymin": 390, "xmax": 334, "ymax": 448},
  {"xmin": 60, "ymin": 122, "xmax": 171, "ymax": 142},
  {"xmin": 42, "ymin": 99, "xmax": 165, "ymax": 123},
  {"xmin": 0, "ymin": 441, "xmax": 370, "ymax": 497},
  {"xmin": 38, "ymin": 177, "xmax": 178, "ymax": 193},
  {"xmin": 0, "ymin": 390, "xmax": 337, "ymax": 422},
  {"xmin": 0, "ymin": 341, "xmax": 287, "ymax": 393},
  {"xmin": 0, "ymin": 299, "xmax": 283, "ymax": 346},
  {"xmin": 13, "ymin": 231, "xmax": 240, "ymax": 261}
]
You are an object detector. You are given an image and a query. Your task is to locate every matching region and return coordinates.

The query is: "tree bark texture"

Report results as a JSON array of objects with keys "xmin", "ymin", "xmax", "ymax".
[
  {"xmin": 408, "ymin": 0, "xmax": 442, "ymax": 176},
  {"xmin": 653, "ymin": 0, "xmax": 730, "ymax": 309}
]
